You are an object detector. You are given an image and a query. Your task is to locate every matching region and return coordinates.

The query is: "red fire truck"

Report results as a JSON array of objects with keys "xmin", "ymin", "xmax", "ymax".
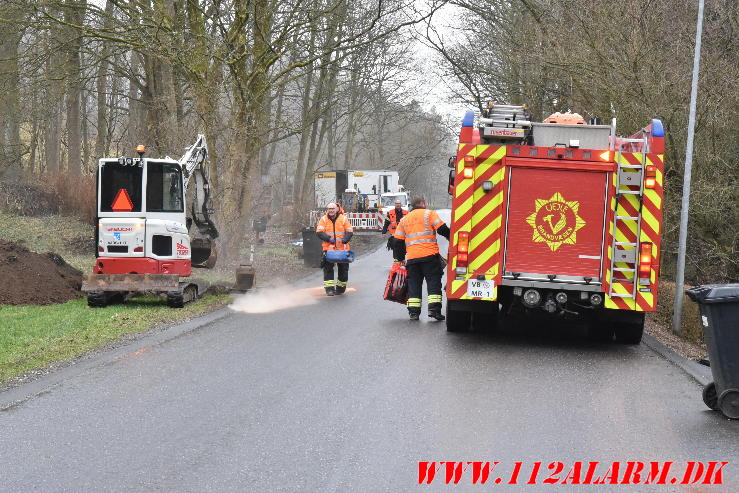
[{"xmin": 445, "ymin": 103, "xmax": 665, "ymax": 343}]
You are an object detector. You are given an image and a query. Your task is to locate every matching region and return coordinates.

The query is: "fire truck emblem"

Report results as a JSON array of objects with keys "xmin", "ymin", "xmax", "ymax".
[{"xmin": 526, "ymin": 192, "xmax": 586, "ymax": 251}]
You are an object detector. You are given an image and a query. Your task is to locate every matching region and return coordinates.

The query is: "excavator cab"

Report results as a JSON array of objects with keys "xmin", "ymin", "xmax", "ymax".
[{"xmin": 84, "ymin": 136, "xmax": 224, "ymax": 307}]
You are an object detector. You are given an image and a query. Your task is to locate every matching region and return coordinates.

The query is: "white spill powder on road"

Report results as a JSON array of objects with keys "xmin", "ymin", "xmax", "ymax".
[{"xmin": 229, "ymin": 285, "xmax": 324, "ymax": 314}]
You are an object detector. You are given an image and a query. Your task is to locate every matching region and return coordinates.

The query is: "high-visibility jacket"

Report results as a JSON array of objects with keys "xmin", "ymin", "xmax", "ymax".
[
  {"xmin": 386, "ymin": 208, "xmax": 404, "ymax": 235},
  {"xmin": 394, "ymin": 208, "xmax": 444, "ymax": 260},
  {"xmin": 316, "ymin": 213, "xmax": 353, "ymax": 251}
]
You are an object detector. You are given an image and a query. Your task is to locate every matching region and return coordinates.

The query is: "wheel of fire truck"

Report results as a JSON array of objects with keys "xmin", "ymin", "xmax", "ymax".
[
  {"xmin": 167, "ymin": 284, "xmax": 198, "ymax": 308},
  {"xmin": 613, "ymin": 312, "xmax": 645, "ymax": 345},
  {"xmin": 445, "ymin": 306, "xmax": 471, "ymax": 332},
  {"xmin": 702, "ymin": 382, "xmax": 719, "ymax": 411},
  {"xmin": 587, "ymin": 324, "xmax": 614, "ymax": 342},
  {"xmin": 471, "ymin": 305, "xmax": 499, "ymax": 331},
  {"xmin": 586, "ymin": 312, "xmax": 614, "ymax": 342}
]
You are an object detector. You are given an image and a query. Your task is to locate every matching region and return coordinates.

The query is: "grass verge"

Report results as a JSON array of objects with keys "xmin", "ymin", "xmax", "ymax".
[
  {"xmin": 0, "ymin": 293, "xmax": 232, "ymax": 383},
  {"xmin": 651, "ymin": 281, "xmax": 704, "ymax": 344}
]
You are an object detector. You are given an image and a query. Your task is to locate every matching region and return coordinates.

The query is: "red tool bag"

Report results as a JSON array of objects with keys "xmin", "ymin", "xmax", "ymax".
[{"xmin": 383, "ymin": 262, "xmax": 408, "ymax": 304}]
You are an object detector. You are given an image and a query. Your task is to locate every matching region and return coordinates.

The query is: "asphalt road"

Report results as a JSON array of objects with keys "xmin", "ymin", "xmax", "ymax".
[{"xmin": 2, "ymin": 212, "xmax": 738, "ymax": 492}]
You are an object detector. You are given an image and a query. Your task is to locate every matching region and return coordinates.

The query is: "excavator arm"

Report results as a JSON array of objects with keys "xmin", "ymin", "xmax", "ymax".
[{"xmin": 179, "ymin": 134, "xmax": 219, "ymax": 267}]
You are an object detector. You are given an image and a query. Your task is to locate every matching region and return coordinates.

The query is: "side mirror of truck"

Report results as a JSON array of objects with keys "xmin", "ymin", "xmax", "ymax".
[
  {"xmin": 448, "ymin": 169, "xmax": 455, "ymax": 195},
  {"xmin": 447, "ymin": 156, "xmax": 455, "ymax": 168}
]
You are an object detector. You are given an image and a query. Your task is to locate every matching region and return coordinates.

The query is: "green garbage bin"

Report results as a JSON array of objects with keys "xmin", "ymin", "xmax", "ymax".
[{"xmin": 686, "ymin": 284, "xmax": 739, "ymax": 419}]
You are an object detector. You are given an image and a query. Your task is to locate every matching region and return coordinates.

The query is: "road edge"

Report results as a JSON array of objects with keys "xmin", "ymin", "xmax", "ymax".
[
  {"xmin": 642, "ymin": 332, "xmax": 712, "ymax": 387},
  {"xmin": 0, "ymin": 306, "xmax": 233, "ymax": 411}
]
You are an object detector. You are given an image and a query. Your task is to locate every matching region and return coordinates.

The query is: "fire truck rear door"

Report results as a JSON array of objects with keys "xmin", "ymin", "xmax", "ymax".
[{"xmin": 503, "ymin": 163, "xmax": 609, "ymax": 281}]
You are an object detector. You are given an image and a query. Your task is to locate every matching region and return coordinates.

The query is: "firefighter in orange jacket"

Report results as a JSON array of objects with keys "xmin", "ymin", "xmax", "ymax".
[
  {"xmin": 381, "ymin": 199, "xmax": 405, "ymax": 251},
  {"xmin": 393, "ymin": 196, "xmax": 450, "ymax": 320},
  {"xmin": 316, "ymin": 202, "xmax": 353, "ymax": 296}
]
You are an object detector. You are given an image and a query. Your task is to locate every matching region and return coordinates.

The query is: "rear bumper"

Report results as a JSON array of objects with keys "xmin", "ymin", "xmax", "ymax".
[{"xmin": 92, "ymin": 257, "xmax": 191, "ymax": 276}]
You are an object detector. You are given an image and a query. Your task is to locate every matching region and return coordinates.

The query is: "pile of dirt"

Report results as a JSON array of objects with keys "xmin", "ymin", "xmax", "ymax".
[{"xmin": 0, "ymin": 240, "xmax": 83, "ymax": 305}]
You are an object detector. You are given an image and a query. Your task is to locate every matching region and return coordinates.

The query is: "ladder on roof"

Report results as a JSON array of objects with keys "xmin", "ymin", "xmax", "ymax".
[
  {"xmin": 608, "ymin": 136, "xmax": 649, "ymax": 299},
  {"xmin": 479, "ymin": 103, "xmax": 531, "ymax": 141},
  {"xmin": 481, "ymin": 103, "xmax": 531, "ymax": 128}
]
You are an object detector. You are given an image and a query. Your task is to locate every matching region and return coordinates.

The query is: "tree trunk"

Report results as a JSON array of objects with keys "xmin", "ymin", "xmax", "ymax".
[
  {"xmin": 293, "ymin": 29, "xmax": 318, "ymax": 206},
  {"xmin": 81, "ymin": 90, "xmax": 90, "ymax": 172},
  {"xmin": 94, "ymin": 0, "xmax": 114, "ymax": 161},
  {"xmin": 64, "ymin": 0, "xmax": 87, "ymax": 175},
  {"xmin": 0, "ymin": 4, "xmax": 23, "ymax": 167},
  {"xmin": 45, "ymin": 25, "xmax": 63, "ymax": 175},
  {"xmin": 127, "ymin": 52, "xmax": 147, "ymax": 153}
]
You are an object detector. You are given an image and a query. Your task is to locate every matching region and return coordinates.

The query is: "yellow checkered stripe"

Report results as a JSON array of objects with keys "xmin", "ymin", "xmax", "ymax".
[
  {"xmin": 604, "ymin": 153, "xmax": 664, "ymax": 312},
  {"xmin": 448, "ymin": 144, "xmax": 505, "ymax": 302}
]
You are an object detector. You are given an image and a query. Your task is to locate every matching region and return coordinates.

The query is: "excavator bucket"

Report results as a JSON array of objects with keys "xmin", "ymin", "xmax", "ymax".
[
  {"xmin": 232, "ymin": 245, "xmax": 256, "ymax": 292},
  {"xmin": 191, "ymin": 241, "xmax": 216, "ymax": 268},
  {"xmin": 233, "ymin": 264, "xmax": 255, "ymax": 292},
  {"xmin": 191, "ymin": 238, "xmax": 217, "ymax": 268}
]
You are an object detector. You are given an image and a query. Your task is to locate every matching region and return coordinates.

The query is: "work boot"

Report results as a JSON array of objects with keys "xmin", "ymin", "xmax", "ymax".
[
  {"xmin": 428, "ymin": 310, "xmax": 446, "ymax": 321},
  {"xmin": 325, "ymin": 287, "xmax": 335, "ymax": 296},
  {"xmin": 409, "ymin": 312, "xmax": 420, "ymax": 321},
  {"xmin": 335, "ymin": 287, "xmax": 346, "ymax": 295}
]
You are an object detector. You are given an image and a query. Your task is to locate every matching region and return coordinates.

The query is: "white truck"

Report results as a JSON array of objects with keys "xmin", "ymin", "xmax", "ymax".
[
  {"xmin": 310, "ymin": 169, "xmax": 408, "ymax": 231},
  {"xmin": 303, "ymin": 169, "xmax": 409, "ymax": 266},
  {"xmin": 314, "ymin": 170, "xmax": 404, "ymax": 210}
]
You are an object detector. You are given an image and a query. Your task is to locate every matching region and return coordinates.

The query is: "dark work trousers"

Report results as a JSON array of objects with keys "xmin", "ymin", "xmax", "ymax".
[
  {"xmin": 406, "ymin": 256, "xmax": 443, "ymax": 315},
  {"xmin": 322, "ymin": 258, "xmax": 349, "ymax": 293}
]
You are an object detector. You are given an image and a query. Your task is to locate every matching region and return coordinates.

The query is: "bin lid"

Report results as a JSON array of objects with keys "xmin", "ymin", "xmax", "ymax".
[{"xmin": 686, "ymin": 284, "xmax": 739, "ymax": 304}]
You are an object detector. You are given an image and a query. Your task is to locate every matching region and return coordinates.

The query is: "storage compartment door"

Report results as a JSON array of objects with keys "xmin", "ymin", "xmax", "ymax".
[{"xmin": 504, "ymin": 167, "xmax": 608, "ymax": 280}]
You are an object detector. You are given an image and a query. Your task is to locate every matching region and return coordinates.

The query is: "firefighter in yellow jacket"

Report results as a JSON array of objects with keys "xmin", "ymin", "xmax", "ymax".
[
  {"xmin": 316, "ymin": 202, "xmax": 353, "ymax": 296},
  {"xmin": 393, "ymin": 196, "xmax": 450, "ymax": 320}
]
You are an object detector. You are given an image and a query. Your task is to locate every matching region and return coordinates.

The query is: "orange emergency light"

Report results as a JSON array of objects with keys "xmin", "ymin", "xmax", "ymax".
[
  {"xmin": 644, "ymin": 164, "xmax": 657, "ymax": 189},
  {"xmin": 638, "ymin": 242, "xmax": 653, "ymax": 277},
  {"xmin": 463, "ymin": 155, "xmax": 475, "ymax": 179},
  {"xmin": 457, "ymin": 231, "xmax": 470, "ymax": 267}
]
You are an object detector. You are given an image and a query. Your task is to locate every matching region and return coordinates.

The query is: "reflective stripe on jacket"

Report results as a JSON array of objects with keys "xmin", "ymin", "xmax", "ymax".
[
  {"xmin": 316, "ymin": 213, "xmax": 353, "ymax": 251},
  {"xmin": 386, "ymin": 208, "xmax": 403, "ymax": 235},
  {"xmin": 393, "ymin": 208, "xmax": 444, "ymax": 260}
]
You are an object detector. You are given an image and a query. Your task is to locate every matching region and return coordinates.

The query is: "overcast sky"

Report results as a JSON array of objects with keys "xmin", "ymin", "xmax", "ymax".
[{"xmin": 408, "ymin": 2, "xmax": 470, "ymax": 125}]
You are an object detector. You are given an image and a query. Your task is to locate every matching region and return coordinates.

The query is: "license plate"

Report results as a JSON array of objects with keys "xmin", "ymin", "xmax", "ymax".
[{"xmin": 467, "ymin": 280, "xmax": 494, "ymax": 298}]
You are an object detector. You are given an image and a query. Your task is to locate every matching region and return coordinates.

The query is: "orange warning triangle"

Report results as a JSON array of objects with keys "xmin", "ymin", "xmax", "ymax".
[{"xmin": 111, "ymin": 188, "xmax": 134, "ymax": 212}]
